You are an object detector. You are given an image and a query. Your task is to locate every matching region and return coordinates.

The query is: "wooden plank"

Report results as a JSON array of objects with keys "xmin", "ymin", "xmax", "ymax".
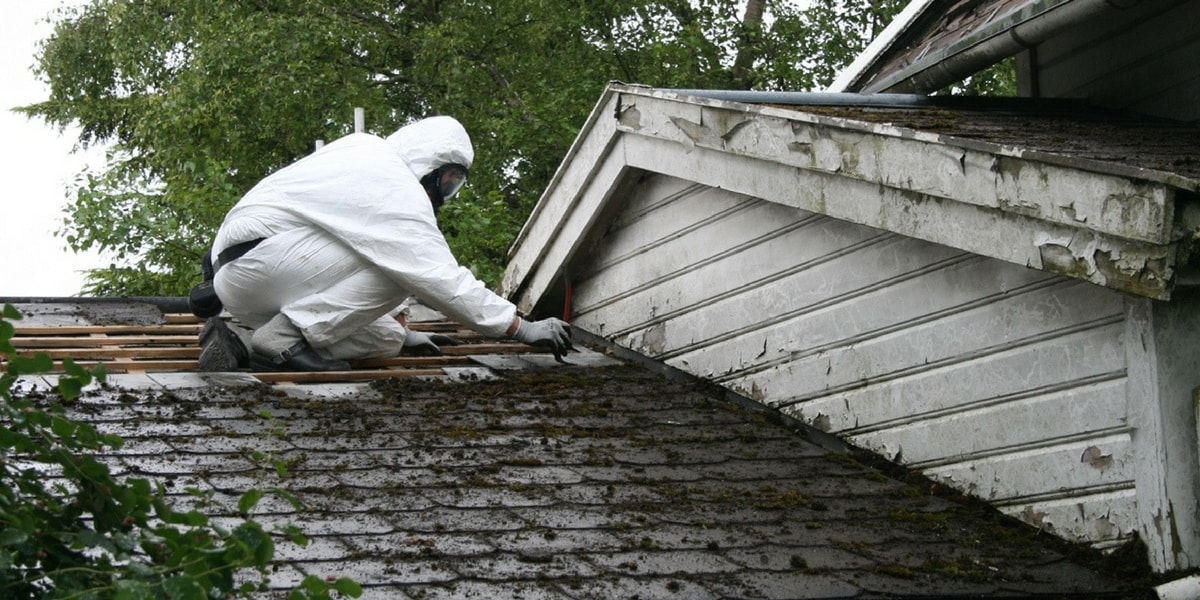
[
  {"xmin": 844, "ymin": 377, "xmax": 1129, "ymax": 468},
  {"xmin": 920, "ymin": 433, "xmax": 1135, "ymax": 503},
  {"xmin": 996, "ymin": 489, "xmax": 1139, "ymax": 551},
  {"xmin": 11, "ymin": 335, "xmax": 198, "ymax": 348},
  {"xmin": 617, "ymin": 107, "xmax": 1178, "ymax": 299},
  {"xmin": 13, "ymin": 324, "xmax": 203, "ymax": 336},
  {"xmin": 6, "ymin": 315, "xmax": 546, "ymax": 381},
  {"xmin": 65, "ymin": 360, "xmax": 199, "ymax": 372},
  {"xmin": 408, "ymin": 321, "xmax": 469, "ymax": 333},
  {"xmin": 353, "ymin": 356, "xmax": 474, "ymax": 368},
  {"xmin": 441, "ymin": 343, "xmax": 544, "ymax": 356},
  {"xmin": 17, "ymin": 347, "xmax": 201, "ymax": 360},
  {"xmin": 724, "ymin": 281, "xmax": 1124, "ymax": 409}
]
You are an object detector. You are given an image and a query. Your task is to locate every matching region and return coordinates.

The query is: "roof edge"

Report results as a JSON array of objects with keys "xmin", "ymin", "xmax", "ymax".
[
  {"xmin": 1, "ymin": 296, "xmax": 190, "ymax": 313},
  {"xmin": 506, "ymin": 82, "xmax": 628, "ymax": 263},
  {"xmin": 870, "ymin": 0, "xmax": 1114, "ymax": 94},
  {"xmin": 834, "ymin": 0, "xmax": 1147, "ymax": 95},
  {"xmin": 827, "ymin": 0, "xmax": 939, "ymax": 93}
]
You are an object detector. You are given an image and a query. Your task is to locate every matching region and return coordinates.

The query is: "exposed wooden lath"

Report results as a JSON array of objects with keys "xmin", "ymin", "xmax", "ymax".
[{"xmin": 7, "ymin": 313, "xmax": 549, "ymax": 384}]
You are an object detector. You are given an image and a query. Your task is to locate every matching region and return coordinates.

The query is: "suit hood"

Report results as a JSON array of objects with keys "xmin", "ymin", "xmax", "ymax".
[{"xmin": 385, "ymin": 116, "xmax": 475, "ymax": 180}]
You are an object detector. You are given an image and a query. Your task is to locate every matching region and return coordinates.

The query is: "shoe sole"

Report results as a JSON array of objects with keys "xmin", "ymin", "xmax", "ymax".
[{"xmin": 198, "ymin": 318, "xmax": 249, "ymax": 372}]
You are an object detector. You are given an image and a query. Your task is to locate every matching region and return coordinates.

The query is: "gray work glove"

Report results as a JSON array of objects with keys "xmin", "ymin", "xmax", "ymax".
[
  {"xmin": 402, "ymin": 329, "xmax": 461, "ymax": 356},
  {"xmin": 512, "ymin": 317, "xmax": 574, "ymax": 363}
]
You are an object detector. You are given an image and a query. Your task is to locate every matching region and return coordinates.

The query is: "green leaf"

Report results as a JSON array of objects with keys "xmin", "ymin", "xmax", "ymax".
[
  {"xmin": 11, "ymin": 354, "xmax": 53, "ymax": 373},
  {"xmin": 274, "ymin": 488, "xmax": 303, "ymax": 511},
  {"xmin": 0, "ymin": 321, "xmax": 15, "ymax": 355},
  {"xmin": 114, "ymin": 578, "xmax": 154, "ymax": 600},
  {"xmin": 163, "ymin": 575, "xmax": 207, "ymax": 600},
  {"xmin": 232, "ymin": 522, "xmax": 274, "ymax": 565},
  {"xmin": 76, "ymin": 454, "xmax": 112, "ymax": 481},
  {"xmin": 332, "ymin": 577, "xmax": 363, "ymax": 598},
  {"xmin": 178, "ymin": 510, "xmax": 209, "ymax": 527},
  {"xmin": 279, "ymin": 524, "xmax": 308, "ymax": 546},
  {"xmin": 300, "ymin": 574, "xmax": 330, "ymax": 595},
  {"xmin": 101, "ymin": 432, "xmax": 126, "ymax": 449},
  {"xmin": 62, "ymin": 357, "xmax": 88, "ymax": 378},
  {"xmin": 50, "ymin": 415, "xmax": 79, "ymax": 438},
  {"xmin": 0, "ymin": 528, "xmax": 29, "ymax": 546},
  {"xmin": 2, "ymin": 304, "xmax": 22, "ymax": 320},
  {"xmin": 238, "ymin": 488, "xmax": 264, "ymax": 515},
  {"xmin": 74, "ymin": 528, "xmax": 116, "ymax": 553},
  {"xmin": 58, "ymin": 377, "xmax": 84, "ymax": 401}
]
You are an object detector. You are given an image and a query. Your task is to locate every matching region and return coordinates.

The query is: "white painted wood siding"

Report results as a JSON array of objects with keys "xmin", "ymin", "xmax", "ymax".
[
  {"xmin": 571, "ymin": 173, "xmax": 1137, "ymax": 549},
  {"xmin": 1034, "ymin": 0, "xmax": 1200, "ymax": 121}
]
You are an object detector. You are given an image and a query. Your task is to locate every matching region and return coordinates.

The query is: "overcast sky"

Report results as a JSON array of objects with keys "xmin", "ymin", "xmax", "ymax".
[{"xmin": 1, "ymin": 0, "xmax": 105, "ymax": 298}]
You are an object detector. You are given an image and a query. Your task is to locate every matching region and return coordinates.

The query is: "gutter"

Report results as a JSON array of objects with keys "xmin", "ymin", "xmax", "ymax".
[
  {"xmin": 667, "ymin": 90, "xmax": 931, "ymax": 107},
  {"xmin": 661, "ymin": 88, "xmax": 1089, "ymax": 111},
  {"xmin": 850, "ymin": 0, "xmax": 1143, "ymax": 94}
]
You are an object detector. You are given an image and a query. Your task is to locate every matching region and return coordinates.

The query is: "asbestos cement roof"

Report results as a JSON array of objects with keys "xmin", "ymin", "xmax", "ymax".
[{"xmin": 5, "ymin": 299, "xmax": 1160, "ymax": 597}]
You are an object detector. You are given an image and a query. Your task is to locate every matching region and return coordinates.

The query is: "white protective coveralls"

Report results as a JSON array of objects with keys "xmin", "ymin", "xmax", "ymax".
[{"xmin": 210, "ymin": 116, "xmax": 516, "ymax": 360}]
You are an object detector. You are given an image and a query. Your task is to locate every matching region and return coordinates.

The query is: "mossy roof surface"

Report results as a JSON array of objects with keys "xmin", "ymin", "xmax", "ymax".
[{"xmin": 19, "ymin": 360, "xmax": 1158, "ymax": 598}]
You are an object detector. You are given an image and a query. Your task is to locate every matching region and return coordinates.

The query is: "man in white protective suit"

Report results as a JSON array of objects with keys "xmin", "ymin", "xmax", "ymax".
[{"xmin": 194, "ymin": 115, "xmax": 572, "ymax": 372}]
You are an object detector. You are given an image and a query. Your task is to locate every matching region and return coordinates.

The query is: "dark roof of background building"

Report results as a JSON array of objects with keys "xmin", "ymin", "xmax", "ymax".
[{"xmin": 840, "ymin": 0, "xmax": 1027, "ymax": 93}]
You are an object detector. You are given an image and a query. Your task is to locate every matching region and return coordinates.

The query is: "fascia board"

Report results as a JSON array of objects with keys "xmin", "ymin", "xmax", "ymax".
[
  {"xmin": 507, "ymin": 142, "xmax": 632, "ymax": 314},
  {"xmin": 508, "ymin": 84, "xmax": 625, "ymax": 257},
  {"xmin": 627, "ymin": 88, "xmax": 1181, "ymax": 238},
  {"xmin": 628, "ymin": 89, "xmax": 1181, "ymax": 298},
  {"xmin": 500, "ymin": 85, "xmax": 629, "ymax": 312}
]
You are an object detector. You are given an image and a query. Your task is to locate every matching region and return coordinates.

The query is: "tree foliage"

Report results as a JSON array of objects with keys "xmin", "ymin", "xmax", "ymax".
[{"xmin": 24, "ymin": 0, "xmax": 916, "ymax": 294}]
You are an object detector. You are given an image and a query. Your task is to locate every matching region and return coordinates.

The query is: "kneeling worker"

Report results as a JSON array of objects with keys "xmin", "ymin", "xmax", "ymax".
[{"xmin": 196, "ymin": 115, "xmax": 571, "ymax": 371}]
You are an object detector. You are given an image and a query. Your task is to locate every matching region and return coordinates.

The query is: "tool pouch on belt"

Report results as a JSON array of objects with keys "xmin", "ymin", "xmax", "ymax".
[{"xmin": 188, "ymin": 250, "xmax": 223, "ymax": 318}]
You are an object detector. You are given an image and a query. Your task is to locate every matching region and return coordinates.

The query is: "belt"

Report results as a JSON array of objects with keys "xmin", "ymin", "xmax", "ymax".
[{"xmin": 215, "ymin": 237, "xmax": 266, "ymax": 271}]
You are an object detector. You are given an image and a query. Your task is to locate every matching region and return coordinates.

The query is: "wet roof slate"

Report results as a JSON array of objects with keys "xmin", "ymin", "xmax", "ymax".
[{"xmin": 4, "ymin": 300, "xmax": 1156, "ymax": 597}]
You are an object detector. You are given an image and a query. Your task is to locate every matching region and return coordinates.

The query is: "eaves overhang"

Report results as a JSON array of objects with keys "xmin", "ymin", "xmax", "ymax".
[
  {"xmin": 827, "ymin": 0, "xmax": 939, "ymax": 93},
  {"xmin": 501, "ymin": 84, "xmax": 1200, "ymax": 310},
  {"xmin": 828, "ymin": 0, "xmax": 1149, "ymax": 94}
]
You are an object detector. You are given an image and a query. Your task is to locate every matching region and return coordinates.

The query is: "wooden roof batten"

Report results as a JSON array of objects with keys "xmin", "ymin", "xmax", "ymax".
[
  {"xmin": 4, "ymin": 309, "xmax": 557, "ymax": 384},
  {"xmin": 501, "ymin": 84, "xmax": 1200, "ymax": 308}
]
